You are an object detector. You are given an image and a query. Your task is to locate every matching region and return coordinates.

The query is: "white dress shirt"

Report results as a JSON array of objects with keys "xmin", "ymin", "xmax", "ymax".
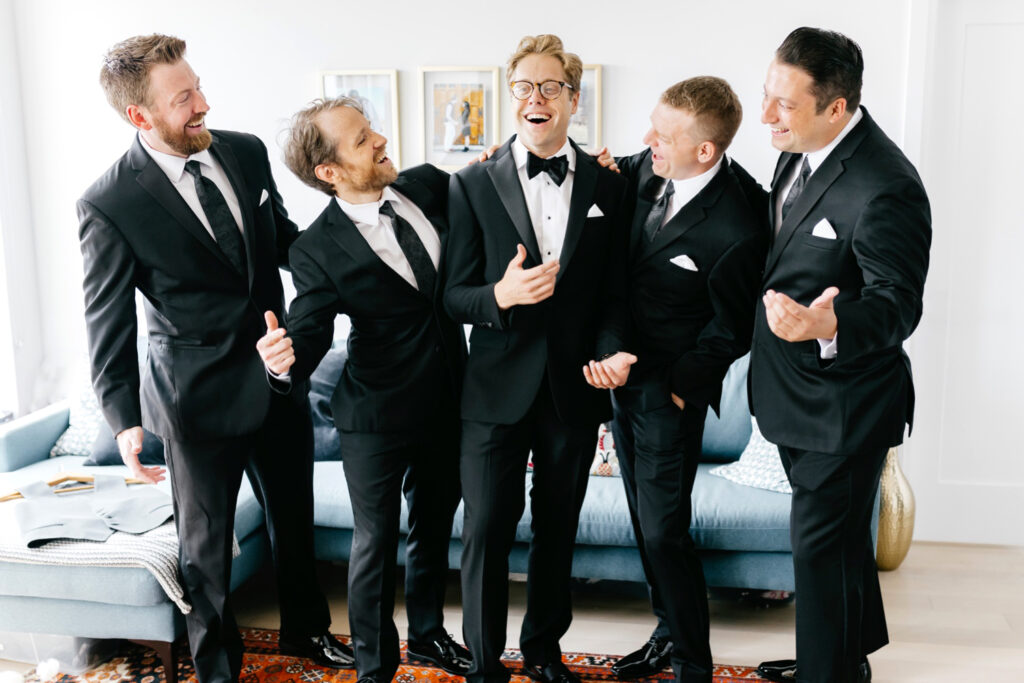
[
  {"xmin": 773, "ymin": 107, "xmax": 863, "ymax": 359},
  {"xmin": 512, "ymin": 138, "xmax": 575, "ymax": 264},
  {"xmin": 651, "ymin": 156, "xmax": 723, "ymax": 227},
  {"xmin": 336, "ymin": 185, "xmax": 441, "ymax": 290},
  {"xmin": 140, "ymin": 134, "xmax": 245, "ymax": 239}
]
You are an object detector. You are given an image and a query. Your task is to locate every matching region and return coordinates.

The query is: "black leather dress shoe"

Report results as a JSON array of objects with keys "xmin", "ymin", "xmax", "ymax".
[
  {"xmin": 523, "ymin": 660, "xmax": 581, "ymax": 683},
  {"xmin": 756, "ymin": 657, "xmax": 871, "ymax": 682},
  {"xmin": 407, "ymin": 633, "xmax": 472, "ymax": 675},
  {"xmin": 279, "ymin": 632, "xmax": 356, "ymax": 669},
  {"xmin": 611, "ymin": 636, "xmax": 673, "ymax": 680}
]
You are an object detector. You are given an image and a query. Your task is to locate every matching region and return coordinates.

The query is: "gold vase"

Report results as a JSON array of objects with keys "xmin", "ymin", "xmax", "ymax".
[{"xmin": 876, "ymin": 447, "xmax": 915, "ymax": 571}]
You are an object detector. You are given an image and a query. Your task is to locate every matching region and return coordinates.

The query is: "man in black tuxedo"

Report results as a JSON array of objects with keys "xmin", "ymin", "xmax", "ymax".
[
  {"xmin": 78, "ymin": 35, "xmax": 351, "ymax": 683},
  {"xmin": 597, "ymin": 78, "xmax": 767, "ymax": 683},
  {"xmin": 255, "ymin": 97, "xmax": 471, "ymax": 683},
  {"xmin": 444, "ymin": 34, "xmax": 631, "ymax": 683},
  {"xmin": 751, "ymin": 28, "xmax": 931, "ymax": 683}
]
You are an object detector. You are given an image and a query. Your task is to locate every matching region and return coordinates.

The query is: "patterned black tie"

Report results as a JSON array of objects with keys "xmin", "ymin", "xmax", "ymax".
[
  {"xmin": 379, "ymin": 200, "xmax": 436, "ymax": 294},
  {"xmin": 642, "ymin": 178, "xmax": 675, "ymax": 242},
  {"xmin": 183, "ymin": 160, "xmax": 247, "ymax": 275},
  {"xmin": 779, "ymin": 156, "xmax": 811, "ymax": 231},
  {"xmin": 526, "ymin": 152, "xmax": 569, "ymax": 186}
]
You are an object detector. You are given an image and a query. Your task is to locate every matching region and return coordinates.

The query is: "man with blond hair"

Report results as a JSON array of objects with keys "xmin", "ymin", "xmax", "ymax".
[
  {"xmin": 255, "ymin": 96, "xmax": 471, "ymax": 683},
  {"xmin": 78, "ymin": 34, "xmax": 351, "ymax": 683},
  {"xmin": 444, "ymin": 34, "xmax": 631, "ymax": 683},
  {"xmin": 598, "ymin": 77, "xmax": 767, "ymax": 683}
]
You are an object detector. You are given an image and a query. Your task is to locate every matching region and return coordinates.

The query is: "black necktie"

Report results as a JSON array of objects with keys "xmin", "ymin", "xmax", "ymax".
[
  {"xmin": 526, "ymin": 152, "xmax": 569, "ymax": 186},
  {"xmin": 184, "ymin": 160, "xmax": 247, "ymax": 275},
  {"xmin": 379, "ymin": 200, "xmax": 436, "ymax": 295},
  {"xmin": 642, "ymin": 178, "xmax": 675, "ymax": 242},
  {"xmin": 779, "ymin": 156, "xmax": 811, "ymax": 230}
]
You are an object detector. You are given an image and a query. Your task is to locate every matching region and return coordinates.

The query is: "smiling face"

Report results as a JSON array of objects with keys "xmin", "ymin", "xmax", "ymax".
[
  {"xmin": 510, "ymin": 53, "xmax": 579, "ymax": 158},
  {"xmin": 133, "ymin": 59, "xmax": 211, "ymax": 157},
  {"xmin": 315, "ymin": 105, "xmax": 396, "ymax": 201},
  {"xmin": 642, "ymin": 102, "xmax": 716, "ymax": 180},
  {"xmin": 761, "ymin": 59, "xmax": 848, "ymax": 153}
]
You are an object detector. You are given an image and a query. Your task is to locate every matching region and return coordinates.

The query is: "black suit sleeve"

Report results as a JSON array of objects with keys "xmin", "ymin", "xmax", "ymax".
[
  {"xmin": 281, "ymin": 243, "xmax": 342, "ymax": 386},
  {"xmin": 833, "ymin": 178, "xmax": 931, "ymax": 363},
  {"xmin": 595, "ymin": 180, "xmax": 631, "ymax": 359},
  {"xmin": 671, "ymin": 231, "xmax": 766, "ymax": 410},
  {"xmin": 443, "ymin": 172, "xmax": 506, "ymax": 328},
  {"xmin": 78, "ymin": 199, "xmax": 141, "ymax": 435},
  {"xmin": 614, "ymin": 151, "xmax": 647, "ymax": 181}
]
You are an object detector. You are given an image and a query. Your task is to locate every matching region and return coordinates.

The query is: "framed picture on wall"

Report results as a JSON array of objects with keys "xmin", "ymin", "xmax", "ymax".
[
  {"xmin": 420, "ymin": 66, "xmax": 500, "ymax": 170},
  {"xmin": 568, "ymin": 64, "xmax": 602, "ymax": 150},
  {"xmin": 322, "ymin": 69, "xmax": 401, "ymax": 168}
]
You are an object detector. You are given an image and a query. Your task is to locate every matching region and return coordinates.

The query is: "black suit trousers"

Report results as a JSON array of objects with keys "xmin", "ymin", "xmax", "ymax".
[
  {"xmin": 338, "ymin": 410, "xmax": 462, "ymax": 682},
  {"xmin": 778, "ymin": 445, "xmax": 889, "ymax": 683},
  {"xmin": 163, "ymin": 391, "xmax": 329, "ymax": 683},
  {"xmin": 459, "ymin": 378, "xmax": 598, "ymax": 683},
  {"xmin": 612, "ymin": 396, "xmax": 712, "ymax": 683}
]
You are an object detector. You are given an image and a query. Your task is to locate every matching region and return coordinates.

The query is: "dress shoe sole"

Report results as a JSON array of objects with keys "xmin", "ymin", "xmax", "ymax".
[
  {"xmin": 406, "ymin": 651, "xmax": 470, "ymax": 676},
  {"xmin": 611, "ymin": 663, "xmax": 670, "ymax": 680}
]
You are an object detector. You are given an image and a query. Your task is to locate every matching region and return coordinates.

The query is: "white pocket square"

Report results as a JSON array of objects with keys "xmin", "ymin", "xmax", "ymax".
[
  {"xmin": 670, "ymin": 254, "xmax": 699, "ymax": 272},
  {"xmin": 811, "ymin": 218, "xmax": 837, "ymax": 239},
  {"xmin": 586, "ymin": 204, "xmax": 604, "ymax": 218},
  {"xmin": 259, "ymin": 189, "xmax": 269, "ymax": 206}
]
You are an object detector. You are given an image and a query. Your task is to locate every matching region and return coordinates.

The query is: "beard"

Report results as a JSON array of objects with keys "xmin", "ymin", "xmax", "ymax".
[
  {"xmin": 346, "ymin": 154, "xmax": 398, "ymax": 194},
  {"xmin": 152, "ymin": 112, "xmax": 212, "ymax": 156}
]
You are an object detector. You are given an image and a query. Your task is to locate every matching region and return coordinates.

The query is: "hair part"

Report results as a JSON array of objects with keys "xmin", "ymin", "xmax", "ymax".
[
  {"xmin": 775, "ymin": 26, "xmax": 863, "ymax": 113},
  {"xmin": 99, "ymin": 34, "xmax": 187, "ymax": 124},
  {"xmin": 660, "ymin": 76, "xmax": 743, "ymax": 152},
  {"xmin": 507, "ymin": 34, "xmax": 583, "ymax": 92},
  {"xmin": 283, "ymin": 97, "xmax": 365, "ymax": 196}
]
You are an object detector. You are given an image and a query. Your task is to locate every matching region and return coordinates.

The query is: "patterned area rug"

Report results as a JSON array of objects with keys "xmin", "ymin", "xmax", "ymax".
[{"xmin": 36, "ymin": 627, "xmax": 768, "ymax": 683}]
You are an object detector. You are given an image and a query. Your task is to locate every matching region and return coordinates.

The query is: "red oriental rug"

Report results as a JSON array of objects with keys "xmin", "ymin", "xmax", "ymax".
[{"xmin": 38, "ymin": 627, "xmax": 768, "ymax": 683}]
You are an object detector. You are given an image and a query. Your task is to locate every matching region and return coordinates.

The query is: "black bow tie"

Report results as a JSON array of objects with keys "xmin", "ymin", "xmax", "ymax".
[{"xmin": 526, "ymin": 152, "xmax": 569, "ymax": 186}]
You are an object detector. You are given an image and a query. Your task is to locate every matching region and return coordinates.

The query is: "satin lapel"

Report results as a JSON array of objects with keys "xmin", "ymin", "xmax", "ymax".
[
  {"xmin": 210, "ymin": 138, "xmax": 257, "ymax": 290},
  {"xmin": 392, "ymin": 174, "xmax": 444, "ymax": 299},
  {"xmin": 321, "ymin": 201, "xmax": 423, "ymax": 298},
  {"xmin": 486, "ymin": 141, "xmax": 541, "ymax": 263},
  {"xmin": 130, "ymin": 139, "xmax": 237, "ymax": 273},
  {"xmin": 764, "ymin": 116, "xmax": 871, "ymax": 277},
  {"xmin": 635, "ymin": 164, "xmax": 727, "ymax": 269},
  {"xmin": 558, "ymin": 141, "xmax": 598, "ymax": 280}
]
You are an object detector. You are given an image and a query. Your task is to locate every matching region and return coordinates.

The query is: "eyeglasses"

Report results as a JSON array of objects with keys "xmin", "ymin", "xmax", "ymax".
[{"xmin": 509, "ymin": 80, "xmax": 574, "ymax": 101}]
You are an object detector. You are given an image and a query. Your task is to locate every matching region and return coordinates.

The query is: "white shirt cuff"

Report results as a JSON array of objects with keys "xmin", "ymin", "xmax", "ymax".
[
  {"xmin": 817, "ymin": 334, "xmax": 838, "ymax": 359},
  {"xmin": 268, "ymin": 367, "xmax": 291, "ymax": 382}
]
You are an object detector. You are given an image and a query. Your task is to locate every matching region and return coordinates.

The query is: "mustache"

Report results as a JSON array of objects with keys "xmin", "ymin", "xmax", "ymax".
[{"xmin": 186, "ymin": 113, "xmax": 206, "ymax": 127}]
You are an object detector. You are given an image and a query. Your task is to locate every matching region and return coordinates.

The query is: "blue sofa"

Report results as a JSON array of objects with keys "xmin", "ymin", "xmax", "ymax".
[{"xmin": 0, "ymin": 354, "xmax": 799, "ymax": 680}]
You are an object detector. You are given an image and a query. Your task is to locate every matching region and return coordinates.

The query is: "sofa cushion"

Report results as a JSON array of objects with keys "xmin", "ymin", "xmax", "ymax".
[
  {"xmin": 700, "ymin": 354, "xmax": 752, "ymax": 463},
  {"xmin": 709, "ymin": 418, "xmax": 792, "ymax": 494},
  {"xmin": 49, "ymin": 380, "xmax": 105, "ymax": 458},
  {"xmin": 85, "ymin": 427, "xmax": 165, "ymax": 466},
  {"xmin": 309, "ymin": 349, "xmax": 347, "ymax": 461}
]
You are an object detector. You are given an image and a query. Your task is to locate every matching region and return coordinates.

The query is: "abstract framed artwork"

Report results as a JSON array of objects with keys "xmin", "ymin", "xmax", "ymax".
[{"xmin": 569, "ymin": 64, "xmax": 602, "ymax": 150}]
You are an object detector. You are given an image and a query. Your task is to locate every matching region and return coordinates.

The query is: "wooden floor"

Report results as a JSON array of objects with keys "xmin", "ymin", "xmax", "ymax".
[{"xmin": 3, "ymin": 541, "xmax": 1023, "ymax": 681}]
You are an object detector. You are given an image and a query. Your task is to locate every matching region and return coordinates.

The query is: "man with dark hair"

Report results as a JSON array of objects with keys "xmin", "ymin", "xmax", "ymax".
[
  {"xmin": 256, "ymin": 96, "xmax": 471, "ymax": 683},
  {"xmin": 79, "ymin": 34, "xmax": 351, "ymax": 683},
  {"xmin": 598, "ymin": 76, "xmax": 767, "ymax": 683},
  {"xmin": 444, "ymin": 33, "xmax": 631, "ymax": 683},
  {"xmin": 753, "ymin": 27, "xmax": 931, "ymax": 683}
]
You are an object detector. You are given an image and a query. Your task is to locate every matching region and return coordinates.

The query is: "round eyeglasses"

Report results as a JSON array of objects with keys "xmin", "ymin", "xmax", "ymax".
[{"xmin": 509, "ymin": 80, "xmax": 574, "ymax": 101}]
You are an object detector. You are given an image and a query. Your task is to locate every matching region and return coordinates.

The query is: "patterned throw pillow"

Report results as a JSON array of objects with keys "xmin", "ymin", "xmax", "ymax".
[
  {"xmin": 590, "ymin": 423, "xmax": 619, "ymax": 476},
  {"xmin": 50, "ymin": 378, "xmax": 106, "ymax": 458},
  {"xmin": 708, "ymin": 417, "xmax": 792, "ymax": 494}
]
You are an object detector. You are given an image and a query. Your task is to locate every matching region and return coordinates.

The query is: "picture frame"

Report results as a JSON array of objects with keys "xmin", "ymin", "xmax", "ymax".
[
  {"xmin": 321, "ymin": 69, "xmax": 401, "ymax": 168},
  {"xmin": 569, "ymin": 65, "xmax": 602, "ymax": 150},
  {"xmin": 420, "ymin": 66, "xmax": 500, "ymax": 170}
]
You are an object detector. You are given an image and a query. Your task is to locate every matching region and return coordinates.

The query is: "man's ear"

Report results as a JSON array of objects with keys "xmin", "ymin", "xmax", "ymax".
[
  {"xmin": 126, "ymin": 104, "xmax": 152, "ymax": 131},
  {"xmin": 314, "ymin": 163, "xmax": 338, "ymax": 188},
  {"xmin": 570, "ymin": 89, "xmax": 580, "ymax": 116},
  {"xmin": 827, "ymin": 98, "xmax": 848, "ymax": 123},
  {"xmin": 696, "ymin": 141, "xmax": 717, "ymax": 164}
]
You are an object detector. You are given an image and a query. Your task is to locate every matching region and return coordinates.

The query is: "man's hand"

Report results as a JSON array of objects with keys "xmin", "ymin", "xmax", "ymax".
[
  {"xmin": 116, "ymin": 426, "xmax": 165, "ymax": 483},
  {"xmin": 591, "ymin": 146, "xmax": 620, "ymax": 174},
  {"xmin": 256, "ymin": 311, "xmax": 295, "ymax": 374},
  {"xmin": 671, "ymin": 393, "xmax": 686, "ymax": 411},
  {"xmin": 493, "ymin": 244, "xmax": 559, "ymax": 310},
  {"xmin": 583, "ymin": 352, "xmax": 638, "ymax": 389},
  {"xmin": 468, "ymin": 143, "xmax": 502, "ymax": 165},
  {"xmin": 763, "ymin": 287, "xmax": 839, "ymax": 342}
]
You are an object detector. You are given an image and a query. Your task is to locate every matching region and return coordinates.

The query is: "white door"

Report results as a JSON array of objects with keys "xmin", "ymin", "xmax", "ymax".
[{"xmin": 902, "ymin": 0, "xmax": 1024, "ymax": 545}]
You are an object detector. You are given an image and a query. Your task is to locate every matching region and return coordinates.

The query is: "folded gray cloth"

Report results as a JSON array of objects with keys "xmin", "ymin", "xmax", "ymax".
[
  {"xmin": 13, "ymin": 479, "xmax": 114, "ymax": 547},
  {"xmin": 91, "ymin": 474, "xmax": 173, "ymax": 534}
]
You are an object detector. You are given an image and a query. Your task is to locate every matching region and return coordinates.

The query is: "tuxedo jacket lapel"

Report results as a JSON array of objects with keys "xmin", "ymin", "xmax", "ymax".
[
  {"xmin": 210, "ymin": 138, "xmax": 257, "ymax": 289},
  {"xmin": 558, "ymin": 141, "xmax": 598, "ymax": 279},
  {"xmin": 129, "ymin": 138, "xmax": 240, "ymax": 276},
  {"xmin": 486, "ymin": 139, "xmax": 542, "ymax": 263}
]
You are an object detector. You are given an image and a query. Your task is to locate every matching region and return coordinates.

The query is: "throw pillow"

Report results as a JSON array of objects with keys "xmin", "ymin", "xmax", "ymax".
[
  {"xmin": 590, "ymin": 422, "xmax": 619, "ymax": 476},
  {"xmin": 49, "ymin": 378, "xmax": 105, "ymax": 458},
  {"xmin": 309, "ymin": 348, "xmax": 347, "ymax": 461},
  {"xmin": 86, "ymin": 426, "xmax": 165, "ymax": 466},
  {"xmin": 708, "ymin": 417, "xmax": 792, "ymax": 494}
]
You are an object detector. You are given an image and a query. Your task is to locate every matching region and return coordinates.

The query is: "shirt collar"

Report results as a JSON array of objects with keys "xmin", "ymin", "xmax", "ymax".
[
  {"xmin": 512, "ymin": 137, "xmax": 576, "ymax": 173},
  {"xmin": 335, "ymin": 185, "xmax": 400, "ymax": 228},
  {"xmin": 805, "ymin": 106, "xmax": 864, "ymax": 174},
  {"xmin": 668, "ymin": 155, "xmax": 723, "ymax": 198},
  {"xmin": 139, "ymin": 132, "xmax": 217, "ymax": 183}
]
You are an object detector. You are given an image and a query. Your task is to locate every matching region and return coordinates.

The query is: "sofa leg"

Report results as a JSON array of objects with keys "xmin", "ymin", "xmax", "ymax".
[{"xmin": 129, "ymin": 639, "xmax": 177, "ymax": 683}]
